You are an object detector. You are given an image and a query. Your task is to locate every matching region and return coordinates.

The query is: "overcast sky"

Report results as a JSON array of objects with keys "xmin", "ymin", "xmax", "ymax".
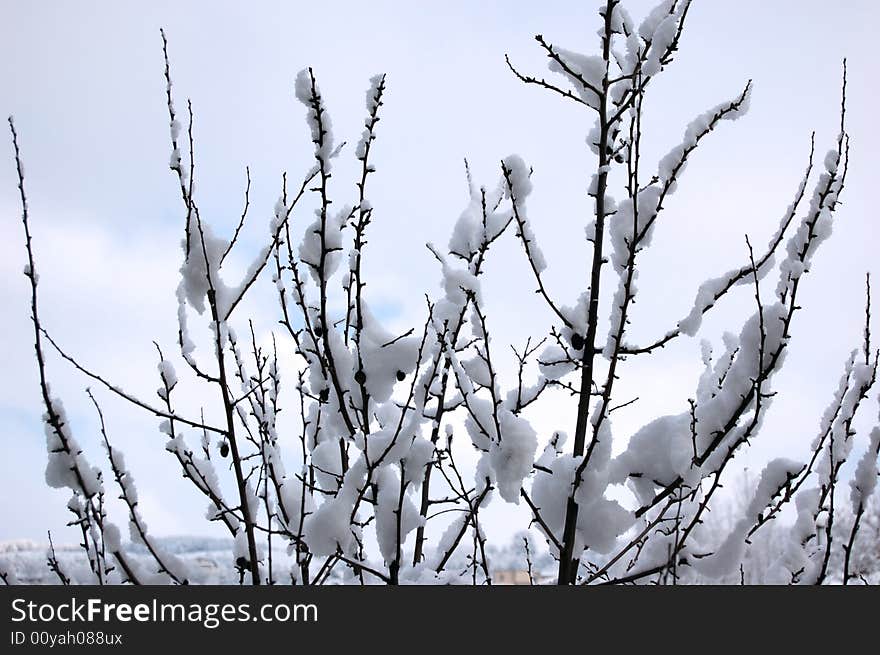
[{"xmin": 1, "ymin": 0, "xmax": 878, "ymax": 548}]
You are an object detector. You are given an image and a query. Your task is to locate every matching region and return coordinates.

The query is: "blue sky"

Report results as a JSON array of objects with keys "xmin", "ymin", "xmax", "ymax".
[{"xmin": 1, "ymin": 0, "xmax": 878, "ymax": 546}]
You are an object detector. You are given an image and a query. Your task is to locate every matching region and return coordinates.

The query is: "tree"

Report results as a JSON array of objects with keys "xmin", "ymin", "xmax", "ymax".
[{"xmin": 5, "ymin": 0, "xmax": 878, "ymax": 585}]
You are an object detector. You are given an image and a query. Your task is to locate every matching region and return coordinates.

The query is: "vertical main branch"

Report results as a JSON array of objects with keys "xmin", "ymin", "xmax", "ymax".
[
  {"xmin": 305, "ymin": 69, "xmax": 356, "ymax": 472},
  {"xmin": 207, "ymin": 288, "xmax": 261, "ymax": 585},
  {"xmin": 556, "ymin": 1, "xmax": 615, "ymax": 586}
]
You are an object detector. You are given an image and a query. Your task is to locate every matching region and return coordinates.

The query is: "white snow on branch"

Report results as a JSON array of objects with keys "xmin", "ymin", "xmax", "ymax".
[{"xmin": 295, "ymin": 68, "xmax": 334, "ymax": 165}]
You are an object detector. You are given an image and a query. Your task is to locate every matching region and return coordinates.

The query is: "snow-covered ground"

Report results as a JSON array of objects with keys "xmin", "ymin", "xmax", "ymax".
[
  {"xmin": 0, "ymin": 536, "xmax": 285, "ymax": 585},
  {"xmin": 0, "ymin": 534, "xmax": 557, "ymax": 585}
]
